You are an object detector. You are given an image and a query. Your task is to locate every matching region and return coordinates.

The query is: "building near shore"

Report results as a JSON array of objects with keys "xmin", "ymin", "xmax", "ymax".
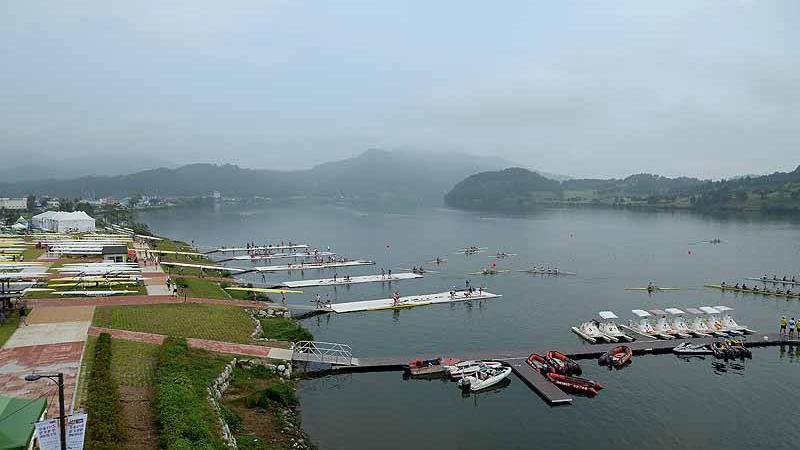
[
  {"xmin": 102, "ymin": 245, "xmax": 128, "ymax": 263},
  {"xmin": 0, "ymin": 197, "xmax": 26, "ymax": 210},
  {"xmin": 31, "ymin": 211, "xmax": 96, "ymax": 233}
]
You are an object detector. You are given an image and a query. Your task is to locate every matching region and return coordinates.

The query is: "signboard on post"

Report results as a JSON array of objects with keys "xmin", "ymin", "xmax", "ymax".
[
  {"xmin": 67, "ymin": 412, "xmax": 88, "ymax": 450},
  {"xmin": 34, "ymin": 418, "xmax": 60, "ymax": 450},
  {"xmin": 35, "ymin": 413, "xmax": 88, "ymax": 450}
]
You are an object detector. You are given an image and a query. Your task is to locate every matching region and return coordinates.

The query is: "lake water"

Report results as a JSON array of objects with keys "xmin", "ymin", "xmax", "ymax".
[{"xmin": 139, "ymin": 203, "xmax": 800, "ymax": 450}]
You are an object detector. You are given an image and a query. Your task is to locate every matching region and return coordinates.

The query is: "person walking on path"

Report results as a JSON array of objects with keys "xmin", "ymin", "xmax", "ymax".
[
  {"xmin": 18, "ymin": 303, "xmax": 27, "ymax": 327},
  {"xmin": 780, "ymin": 316, "xmax": 788, "ymax": 335}
]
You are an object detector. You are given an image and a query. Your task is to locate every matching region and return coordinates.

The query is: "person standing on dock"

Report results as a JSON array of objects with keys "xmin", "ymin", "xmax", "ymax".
[
  {"xmin": 381, "ymin": 268, "xmax": 385, "ymax": 279},
  {"xmin": 790, "ymin": 317, "xmax": 796, "ymax": 338},
  {"xmin": 333, "ymin": 272, "xmax": 338, "ymax": 282},
  {"xmin": 780, "ymin": 316, "xmax": 787, "ymax": 335}
]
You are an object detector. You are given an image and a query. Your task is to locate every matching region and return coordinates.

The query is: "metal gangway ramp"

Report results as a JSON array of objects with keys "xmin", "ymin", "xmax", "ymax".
[{"xmin": 292, "ymin": 341, "xmax": 358, "ymax": 366}]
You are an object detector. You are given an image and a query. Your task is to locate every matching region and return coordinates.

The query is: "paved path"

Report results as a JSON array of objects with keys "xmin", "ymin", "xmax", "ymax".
[
  {"xmin": 26, "ymin": 295, "xmax": 287, "ymax": 310},
  {"xmin": 88, "ymin": 327, "xmax": 293, "ymax": 360},
  {"xmin": 0, "ymin": 342, "xmax": 84, "ymax": 412},
  {"xmin": 4, "ymin": 321, "xmax": 92, "ymax": 348}
]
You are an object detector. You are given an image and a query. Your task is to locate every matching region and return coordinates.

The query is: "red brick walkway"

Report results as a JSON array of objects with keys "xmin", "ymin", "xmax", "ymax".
[
  {"xmin": 0, "ymin": 341, "xmax": 84, "ymax": 412},
  {"xmin": 88, "ymin": 327, "xmax": 281, "ymax": 357},
  {"xmin": 28, "ymin": 295, "xmax": 286, "ymax": 310}
]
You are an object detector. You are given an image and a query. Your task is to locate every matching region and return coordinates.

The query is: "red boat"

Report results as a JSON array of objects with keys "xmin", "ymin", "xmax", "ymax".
[
  {"xmin": 545, "ymin": 351, "xmax": 582, "ymax": 376},
  {"xmin": 407, "ymin": 357, "xmax": 457, "ymax": 376},
  {"xmin": 546, "ymin": 373, "xmax": 604, "ymax": 397},
  {"xmin": 598, "ymin": 345, "xmax": 633, "ymax": 368},
  {"xmin": 526, "ymin": 353, "xmax": 552, "ymax": 374}
]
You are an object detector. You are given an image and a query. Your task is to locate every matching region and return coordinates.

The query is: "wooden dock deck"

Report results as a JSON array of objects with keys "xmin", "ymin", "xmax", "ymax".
[
  {"xmin": 327, "ymin": 290, "xmax": 502, "ymax": 313},
  {"xmin": 315, "ymin": 333, "xmax": 800, "ymax": 406}
]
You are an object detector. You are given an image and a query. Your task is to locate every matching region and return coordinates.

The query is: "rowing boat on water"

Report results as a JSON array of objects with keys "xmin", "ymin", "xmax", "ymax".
[
  {"xmin": 705, "ymin": 284, "xmax": 800, "ymax": 298},
  {"xmin": 468, "ymin": 269, "xmax": 511, "ymax": 275},
  {"xmin": 745, "ymin": 277, "xmax": 800, "ymax": 286},
  {"xmin": 624, "ymin": 287, "xmax": 680, "ymax": 292},
  {"xmin": 518, "ymin": 269, "xmax": 576, "ymax": 276}
]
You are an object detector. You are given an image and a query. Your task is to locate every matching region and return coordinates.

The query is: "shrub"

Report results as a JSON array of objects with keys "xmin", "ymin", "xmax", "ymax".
[
  {"xmin": 259, "ymin": 317, "xmax": 313, "ymax": 342},
  {"xmin": 246, "ymin": 381, "xmax": 297, "ymax": 408},
  {"xmin": 85, "ymin": 333, "xmax": 127, "ymax": 449},
  {"xmin": 154, "ymin": 336, "xmax": 228, "ymax": 450}
]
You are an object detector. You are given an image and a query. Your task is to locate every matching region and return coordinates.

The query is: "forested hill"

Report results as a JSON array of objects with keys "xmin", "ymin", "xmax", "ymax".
[
  {"xmin": 0, "ymin": 150, "xmax": 516, "ymax": 206},
  {"xmin": 444, "ymin": 166, "xmax": 800, "ymax": 212}
]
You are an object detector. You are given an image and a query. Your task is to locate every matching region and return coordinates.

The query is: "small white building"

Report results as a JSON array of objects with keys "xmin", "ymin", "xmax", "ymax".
[
  {"xmin": 31, "ymin": 211, "xmax": 96, "ymax": 233},
  {"xmin": 0, "ymin": 198, "xmax": 26, "ymax": 210}
]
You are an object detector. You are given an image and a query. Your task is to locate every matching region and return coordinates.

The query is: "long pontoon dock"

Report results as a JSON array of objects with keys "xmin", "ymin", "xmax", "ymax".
[
  {"xmin": 207, "ymin": 244, "xmax": 309, "ymax": 254},
  {"xmin": 324, "ymin": 290, "xmax": 501, "ymax": 313},
  {"xmin": 281, "ymin": 272, "xmax": 422, "ymax": 288},
  {"xmin": 240, "ymin": 260, "xmax": 375, "ymax": 273}
]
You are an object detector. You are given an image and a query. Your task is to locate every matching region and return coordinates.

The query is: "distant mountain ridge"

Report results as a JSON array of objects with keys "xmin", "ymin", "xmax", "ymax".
[
  {"xmin": 0, "ymin": 150, "xmax": 532, "ymax": 206},
  {"xmin": 445, "ymin": 166, "xmax": 800, "ymax": 212}
]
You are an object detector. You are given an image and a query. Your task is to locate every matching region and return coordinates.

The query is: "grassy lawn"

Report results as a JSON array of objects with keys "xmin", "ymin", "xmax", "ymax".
[
  {"xmin": 221, "ymin": 365, "xmax": 308, "ymax": 450},
  {"xmin": 21, "ymin": 246, "xmax": 44, "ymax": 261},
  {"xmin": 0, "ymin": 311, "xmax": 20, "ymax": 347},
  {"xmin": 174, "ymin": 277, "xmax": 230, "ymax": 299},
  {"xmin": 259, "ymin": 318, "xmax": 312, "ymax": 342},
  {"xmin": 93, "ymin": 303, "xmax": 256, "ymax": 343},
  {"xmin": 75, "ymin": 336, "xmax": 160, "ymax": 409}
]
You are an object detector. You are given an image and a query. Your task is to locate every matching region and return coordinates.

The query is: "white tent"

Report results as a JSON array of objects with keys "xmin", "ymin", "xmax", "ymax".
[{"xmin": 32, "ymin": 211, "xmax": 96, "ymax": 233}]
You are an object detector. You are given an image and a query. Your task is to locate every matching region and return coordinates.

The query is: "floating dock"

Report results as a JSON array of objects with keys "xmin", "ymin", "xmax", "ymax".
[
  {"xmin": 326, "ymin": 290, "xmax": 501, "ymax": 313},
  {"xmin": 207, "ymin": 244, "xmax": 309, "ymax": 253},
  {"xmin": 160, "ymin": 262, "xmax": 246, "ymax": 273},
  {"xmin": 281, "ymin": 272, "xmax": 422, "ymax": 288},
  {"xmin": 220, "ymin": 252, "xmax": 336, "ymax": 262},
  {"xmin": 507, "ymin": 360, "xmax": 572, "ymax": 405},
  {"xmin": 242, "ymin": 260, "xmax": 375, "ymax": 273}
]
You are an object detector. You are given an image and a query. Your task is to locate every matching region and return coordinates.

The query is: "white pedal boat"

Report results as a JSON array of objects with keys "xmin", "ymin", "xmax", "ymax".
[
  {"xmin": 597, "ymin": 311, "xmax": 635, "ymax": 342},
  {"xmin": 571, "ymin": 320, "xmax": 616, "ymax": 344},
  {"xmin": 714, "ymin": 306, "xmax": 755, "ymax": 334},
  {"xmin": 651, "ymin": 309, "xmax": 692, "ymax": 339},
  {"xmin": 665, "ymin": 308, "xmax": 709, "ymax": 337}
]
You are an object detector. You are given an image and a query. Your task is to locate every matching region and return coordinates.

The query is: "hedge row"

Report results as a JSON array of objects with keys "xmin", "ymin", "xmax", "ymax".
[
  {"xmin": 85, "ymin": 333, "xmax": 127, "ymax": 449},
  {"xmin": 154, "ymin": 336, "xmax": 228, "ymax": 450}
]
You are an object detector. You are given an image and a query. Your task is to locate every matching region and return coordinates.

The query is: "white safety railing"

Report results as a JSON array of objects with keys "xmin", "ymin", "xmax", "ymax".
[{"xmin": 292, "ymin": 341, "xmax": 354, "ymax": 366}]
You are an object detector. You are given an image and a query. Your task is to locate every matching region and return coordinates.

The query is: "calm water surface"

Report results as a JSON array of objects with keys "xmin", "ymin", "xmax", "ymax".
[{"xmin": 139, "ymin": 204, "xmax": 800, "ymax": 450}]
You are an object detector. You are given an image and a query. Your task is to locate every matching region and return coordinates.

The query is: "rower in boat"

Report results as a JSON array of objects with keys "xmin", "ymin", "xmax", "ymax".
[
  {"xmin": 734, "ymin": 283, "xmax": 740, "ymax": 289},
  {"xmin": 647, "ymin": 281, "xmax": 655, "ymax": 293}
]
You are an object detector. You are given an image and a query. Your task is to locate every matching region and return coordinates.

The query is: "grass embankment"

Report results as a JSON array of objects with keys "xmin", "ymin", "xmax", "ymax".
[
  {"xmin": 93, "ymin": 303, "xmax": 256, "ymax": 343},
  {"xmin": 155, "ymin": 337, "xmax": 230, "ymax": 450},
  {"xmin": 260, "ymin": 317, "xmax": 313, "ymax": 342},
  {"xmin": 77, "ymin": 336, "xmax": 163, "ymax": 449},
  {"xmin": 173, "ymin": 277, "xmax": 231, "ymax": 299},
  {"xmin": 222, "ymin": 365, "xmax": 311, "ymax": 450},
  {"xmin": 21, "ymin": 246, "xmax": 44, "ymax": 261},
  {"xmin": 85, "ymin": 333, "xmax": 127, "ymax": 449},
  {"xmin": 0, "ymin": 311, "xmax": 20, "ymax": 347}
]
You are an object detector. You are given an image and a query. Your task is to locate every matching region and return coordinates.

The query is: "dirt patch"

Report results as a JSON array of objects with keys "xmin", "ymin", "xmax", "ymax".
[
  {"xmin": 27, "ymin": 306, "xmax": 94, "ymax": 324},
  {"xmin": 223, "ymin": 379, "xmax": 312, "ymax": 450},
  {"xmin": 119, "ymin": 386, "xmax": 159, "ymax": 450}
]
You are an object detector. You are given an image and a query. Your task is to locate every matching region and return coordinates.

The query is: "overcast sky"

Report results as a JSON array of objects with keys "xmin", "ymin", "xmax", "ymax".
[{"xmin": 1, "ymin": 1, "xmax": 798, "ymax": 179}]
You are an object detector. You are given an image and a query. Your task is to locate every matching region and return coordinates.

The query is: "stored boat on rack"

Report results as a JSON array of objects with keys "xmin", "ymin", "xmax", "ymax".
[
  {"xmin": 546, "ymin": 373, "xmax": 603, "ymax": 397},
  {"xmin": 598, "ymin": 346, "xmax": 633, "ymax": 368},
  {"xmin": 458, "ymin": 365, "xmax": 513, "ymax": 392}
]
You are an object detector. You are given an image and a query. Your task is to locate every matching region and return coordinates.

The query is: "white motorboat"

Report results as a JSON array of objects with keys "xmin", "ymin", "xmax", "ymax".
[
  {"xmin": 672, "ymin": 342, "xmax": 713, "ymax": 355},
  {"xmin": 445, "ymin": 360, "xmax": 504, "ymax": 379},
  {"xmin": 665, "ymin": 308, "xmax": 709, "ymax": 337},
  {"xmin": 597, "ymin": 311, "xmax": 635, "ymax": 342},
  {"xmin": 457, "ymin": 365, "xmax": 512, "ymax": 392},
  {"xmin": 700, "ymin": 306, "xmax": 744, "ymax": 336},
  {"xmin": 713, "ymin": 306, "xmax": 755, "ymax": 334},
  {"xmin": 684, "ymin": 308, "xmax": 726, "ymax": 337},
  {"xmin": 651, "ymin": 309, "xmax": 692, "ymax": 339},
  {"xmin": 571, "ymin": 320, "xmax": 616, "ymax": 344},
  {"xmin": 626, "ymin": 309, "xmax": 674, "ymax": 339}
]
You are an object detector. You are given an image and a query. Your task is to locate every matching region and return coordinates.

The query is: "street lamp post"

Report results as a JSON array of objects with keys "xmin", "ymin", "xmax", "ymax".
[{"xmin": 25, "ymin": 373, "xmax": 67, "ymax": 450}]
